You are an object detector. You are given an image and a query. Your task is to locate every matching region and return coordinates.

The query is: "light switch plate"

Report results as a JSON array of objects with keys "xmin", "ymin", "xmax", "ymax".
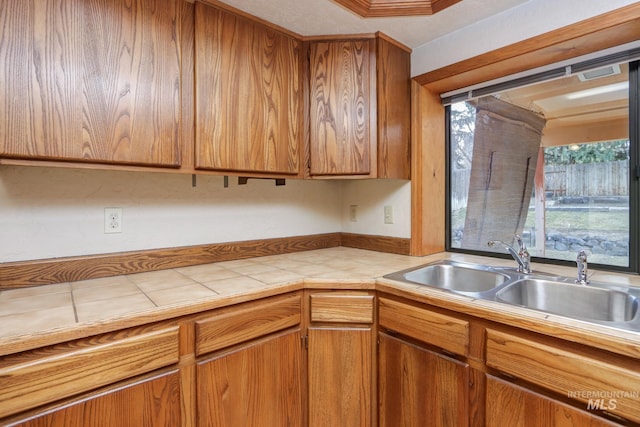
[{"xmin": 384, "ymin": 205, "xmax": 394, "ymax": 224}]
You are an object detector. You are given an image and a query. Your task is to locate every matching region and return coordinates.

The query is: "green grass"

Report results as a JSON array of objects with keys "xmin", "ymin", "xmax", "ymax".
[
  {"xmin": 452, "ymin": 208, "xmax": 629, "ymax": 234},
  {"xmin": 524, "ymin": 209, "xmax": 629, "ymax": 233},
  {"xmin": 451, "ymin": 206, "xmax": 630, "ymax": 267}
]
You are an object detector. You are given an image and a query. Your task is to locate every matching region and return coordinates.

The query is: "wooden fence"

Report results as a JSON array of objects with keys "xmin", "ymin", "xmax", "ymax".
[{"xmin": 451, "ymin": 160, "xmax": 628, "ymax": 210}]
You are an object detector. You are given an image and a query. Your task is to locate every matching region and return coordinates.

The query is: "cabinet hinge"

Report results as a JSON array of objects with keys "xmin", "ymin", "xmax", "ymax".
[{"xmin": 301, "ymin": 335, "xmax": 308, "ymax": 349}]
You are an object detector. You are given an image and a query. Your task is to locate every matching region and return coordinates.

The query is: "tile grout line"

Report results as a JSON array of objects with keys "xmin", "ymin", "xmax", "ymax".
[
  {"xmin": 125, "ymin": 275, "xmax": 161, "ymax": 307},
  {"xmin": 69, "ymin": 283, "xmax": 80, "ymax": 323}
]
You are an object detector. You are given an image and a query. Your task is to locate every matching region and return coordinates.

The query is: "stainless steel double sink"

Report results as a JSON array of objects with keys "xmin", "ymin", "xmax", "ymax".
[{"xmin": 383, "ymin": 260, "xmax": 640, "ymax": 331}]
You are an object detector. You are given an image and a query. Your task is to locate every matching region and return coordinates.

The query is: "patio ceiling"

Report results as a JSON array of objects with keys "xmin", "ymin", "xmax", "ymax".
[{"xmin": 498, "ymin": 63, "xmax": 629, "ymax": 146}]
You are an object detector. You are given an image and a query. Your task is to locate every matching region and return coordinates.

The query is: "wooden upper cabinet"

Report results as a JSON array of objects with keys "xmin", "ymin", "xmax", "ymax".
[
  {"xmin": 309, "ymin": 40, "xmax": 375, "ymax": 176},
  {"xmin": 194, "ymin": 4, "xmax": 302, "ymax": 175},
  {"xmin": 376, "ymin": 36, "xmax": 411, "ymax": 179},
  {"xmin": 309, "ymin": 36, "xmax": 410, "ymax": 178},
  {"xmin": 0, "ymin": 0, "xmax": 182, "ymax": 167}
]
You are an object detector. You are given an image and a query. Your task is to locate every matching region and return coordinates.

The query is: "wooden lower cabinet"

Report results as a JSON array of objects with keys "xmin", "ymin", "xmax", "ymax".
[
  {"xmin": 307, "ymin": 326, "xmax": 372, "ymax": 427},
  {"xmin": 9, "ymin": 370, "xmax": 181, "ymax": 427},
  {"xmin": 378, "ymin": 332, "xmax": 470, "ymax": 427},
  {"xmin": 196, "ymin": 330, "xmax": 303, "ymax": 427},
  {"xmin": 486, "ymin": 375, "xmax": 619, "ymax": 427}
]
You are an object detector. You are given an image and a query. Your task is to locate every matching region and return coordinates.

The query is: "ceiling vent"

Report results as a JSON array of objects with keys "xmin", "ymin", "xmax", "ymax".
[{"xmin": 577, "ymin": 64, "xmax": 621, "ymax": 81}]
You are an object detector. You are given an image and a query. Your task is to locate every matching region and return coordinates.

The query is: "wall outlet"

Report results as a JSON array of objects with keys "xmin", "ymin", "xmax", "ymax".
[
  {"xmin": 349, "ymin": 205, "xmax": 358, "ymax": 222},
  {"xmin": 384, "ymin": 205, "xmax": 394, "ymax": 224},
  {"xmin": 104, "ymin": 208, "xmax": 123, "ymax": 233}
]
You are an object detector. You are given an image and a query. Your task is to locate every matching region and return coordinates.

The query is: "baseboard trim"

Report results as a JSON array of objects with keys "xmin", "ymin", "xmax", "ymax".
[{"xmin": 341, "ymin": 233, "xmax": 411, "ymax": 255}]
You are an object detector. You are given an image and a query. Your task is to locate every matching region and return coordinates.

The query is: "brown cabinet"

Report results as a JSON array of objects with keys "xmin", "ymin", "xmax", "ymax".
[
  {"xmin": 10, "ymin": 371, "xmax": 181, "ymax": 427},
  {"xmin": 486, "ymin": 375, "xmax": 619, "ymax": 427},
  {"xmin": 194, "ymin": 3, "xmax": 303, "ymax": 176},
  {"xmin": 377, "ymin": 297, "xmax": 470, "ymax": 426},
  {"xmin": 306, "ymin": 291, "xmax": 375, "ymax": 427},
  {"xmin": 485, "ymin": 328, "xmax": 640, "ymax": 425},
  {"xmin": 194, "ymin": 292, "xmax": 303, "ymax": 427},
  {"xmin": 0, "ymin": 0, "xmax": 183, "ymax": 168},
  {"xmin": 197, "ymin": 330, "xmax": 303, "ymax": 427},
  {"xmin": 0, "ymin": 323, "xmax": 180, "ymax": 425},
  {"xmin": 308, "ymin": 36, "xmax": 410, "ymax": 178},
  {"xmin": 378, "ymin": 332, "xmax": 470, "ymax": 427}
]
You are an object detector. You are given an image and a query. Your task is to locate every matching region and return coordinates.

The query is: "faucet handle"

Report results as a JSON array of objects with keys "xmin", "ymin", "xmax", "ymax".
[
  {"xmin": 514, "ymin": 234, "xmax": 526, "ymax": 250},
  {"xmin": 576, "ymin": 250, "xmax": 589, "ymax": 285}
]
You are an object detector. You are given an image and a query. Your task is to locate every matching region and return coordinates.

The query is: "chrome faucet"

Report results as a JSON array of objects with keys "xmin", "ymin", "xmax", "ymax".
[
  {"xmin": 576, "ymin": 250, "xmax": 589, "ymax": 285},
  {"xmin": 487, "ymin": 234, "xmax": 532, "ymax": 274}
]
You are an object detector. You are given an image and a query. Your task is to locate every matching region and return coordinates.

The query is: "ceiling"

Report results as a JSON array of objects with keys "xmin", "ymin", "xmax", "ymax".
[{"xmin": 215, "ymin": 0, "xmax": 530, "ymax": 50}]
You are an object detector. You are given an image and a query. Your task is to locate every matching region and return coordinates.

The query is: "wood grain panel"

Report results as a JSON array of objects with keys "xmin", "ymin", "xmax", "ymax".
[
  {"xmin": 414, "ymin": 4, "xmax": 640, "ymax": 93},
  {"xmin": 379, "ymin": 333, "xmax": 469, "ymax": 427},
  {"xmin": 0, "ymin": 233, "xmax": 341, "ymax": 289},
  {"xmin": 309, "ymin": 40, "xmax": 373, "ymax": 176},
  {"xmin": 310, "ymin": 292, "xmax": 374, "ymax": 323},
  {"xmin": 378, "ymin": 297, "xmax": 469, "ymax": 356},
  {"xmin": 9, "ymin": 370, "xmax": 181, "ymax": 427},
  {"xmin": 195, "ymin": 293, "xmax": 301, "ymax": 355},
  {"xmin": 195, "ymin": 4, "xmax": 301, "ymax": 174},
  {"xmin": 308, "ymin": 327, "xmax": 372, "ymax": 427},
  {"xmin": 180, "ymin": 0, "xmax": 196, "ymax": 171},
  {"xmin": 376, "ymin": 34, "xmax": 411, "ymax": 179},
  {"xmin": 410, "ymin": 82, "xmax": 445, "ymax": 256},
  {"xmin": 0, "ymin": 325, "xmax": 179, "ymax": 419},
  {"xmin": 486, "ymin": 329, "xmax": 640, "ymax": 424},
  {"xmin": 0, "ymin": 0, "xmax": 182, "ymax": 167},
  {"xmin": 197, "ymin": 331, "xmax": 303, "ymax": 427},
  {"xmin": 341, "ymin": 232, "xmax": 411, "ymax": 255},
  {"xmin": 486, "ymin": 375, "xmax": 618, "ymax": 427}
]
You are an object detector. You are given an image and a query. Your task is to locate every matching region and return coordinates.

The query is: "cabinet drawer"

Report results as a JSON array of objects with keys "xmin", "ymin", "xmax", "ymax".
[
  {"xmin": 310, "ymin": 292, "xmax": 374, "ymax": 323},
  {"xmin": 0, "ymin": 324, "xmax": 179, "ymax": 419},
  {"xmin": 195, "ymin": 293, "xmax": 301, "ymax": 356},
  {"xmin": 378, "ymin": 297, "xmax": 469, "ymax": 356},
  {"xmin": 486, "ymin": 329, "xmax": 640, "ymax": 423}
]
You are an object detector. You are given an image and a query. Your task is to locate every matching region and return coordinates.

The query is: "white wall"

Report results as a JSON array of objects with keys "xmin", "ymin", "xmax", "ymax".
[
  {"xmin": 0, "ymin": 166, "xmax": 412, "ymax": 263},
  {"xmin": 411, "ymin": 0, "xmax": 639, "ymax": 77},
  {"xmin": 0, "ymin": 166, "xmax": 348, "ymax": 262},
  {"xmin": 340, "ymin": 179, "xmax": 411, "ymax": 238}
]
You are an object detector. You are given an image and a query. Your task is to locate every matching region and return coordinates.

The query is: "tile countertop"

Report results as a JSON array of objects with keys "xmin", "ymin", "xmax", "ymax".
[{"xmin": 2, "ymin": 247, "xmax": 640, "ymax": 357}]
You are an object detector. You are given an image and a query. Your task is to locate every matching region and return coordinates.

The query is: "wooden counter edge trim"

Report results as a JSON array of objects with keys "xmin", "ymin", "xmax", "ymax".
[
  {"xmin": 413, "ymin": 3, "xmax": 640, "ymax": 91},
  {"xmin": 0, "ymin": 233, "xmax": 411, "ymax": 289},
  {"xmin": 0, "ymin": 233, "xmax": 341, "ymax": 289}
]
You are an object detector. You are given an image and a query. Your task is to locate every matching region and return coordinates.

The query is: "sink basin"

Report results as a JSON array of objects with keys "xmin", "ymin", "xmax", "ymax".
[
  {"xmin": 496, "ymin": 279, "xmax": 639, "ymax": 322},
  {"xmin": 397, "ymin": 262, "xmax": 509, "ymax": 294}
]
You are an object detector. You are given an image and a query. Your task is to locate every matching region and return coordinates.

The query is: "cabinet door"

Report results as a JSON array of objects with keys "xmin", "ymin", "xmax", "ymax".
[
  {"xmin": 309, "ymin": 40, "xmax": 374, "ymax": 176},
  {"xmin": 376, "ymin": 36, "xmax": 411, "ymax": 179},
  {"xmin": 486, "ymin": 375, "xmax": 619, "ymax": 427},
  {"xmin": 0, "ymin": 0, "xmax": 182, "ymax": 167},
  {"xmin": 308, "ymin": 327, "xmax": 372, "ymax": 427},
  {"xmin": 194, "ymin": 4, "xmax": 301, "ymax": 174},
  {"xmin": 197, "ymin": 330, "xmax": 303, "ymax": 427},
  {"xmin": 378, "ymin": 332, "xmax": 469, "ymax": 427},
  {"xmin": 11, "ymin": 371, "xmax": 181, "ymax": 427}
]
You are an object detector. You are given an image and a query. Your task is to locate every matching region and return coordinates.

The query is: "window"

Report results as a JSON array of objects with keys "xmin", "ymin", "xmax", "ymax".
[{"xmin": 447, "ymin": 60, "xmax": 638, "ymax": 272}]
